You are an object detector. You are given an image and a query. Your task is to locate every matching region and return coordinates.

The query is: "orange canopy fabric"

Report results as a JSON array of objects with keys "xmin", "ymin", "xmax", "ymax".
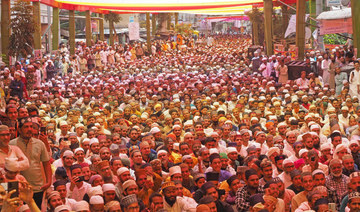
[{"xmin": 32, "ymin": 0, "xmax": 297, "ymax": 14}]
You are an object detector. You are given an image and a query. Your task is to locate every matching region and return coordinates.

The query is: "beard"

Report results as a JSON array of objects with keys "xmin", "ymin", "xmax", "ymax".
[
  {"xmin": 332, "ymin": 172, "xmax": 342, "ymax": 178},
  {"xmin": 103, "ymin": 174, "xmax": 113, "ymax": 183},
  {"xmin": 165, "ymin": 196, "xmax": 176, "ymax": 206}
]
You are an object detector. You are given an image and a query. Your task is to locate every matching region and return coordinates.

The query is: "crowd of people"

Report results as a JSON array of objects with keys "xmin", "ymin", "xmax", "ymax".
[{"xmin": 0, "ymin": 33, "xmax": 359, "ymax": 212}]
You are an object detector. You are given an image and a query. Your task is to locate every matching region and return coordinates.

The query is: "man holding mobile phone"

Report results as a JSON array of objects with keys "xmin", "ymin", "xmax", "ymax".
[{"xmin": 66, "ymin": 164, "xmax": 91, "ymax": 201}]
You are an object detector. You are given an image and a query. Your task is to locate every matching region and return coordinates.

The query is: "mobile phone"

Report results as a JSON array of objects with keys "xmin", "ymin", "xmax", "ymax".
[
  {"xmin": 76, "ymin": 176, "xmax": 85, "ymax": 182},
  {"xmin": 1, "ymin": 181, "xmax": 19, "ymax": 198},
  {"xmin": 218, "ymin": 189, "xmax": 225, "ymax": 196}
]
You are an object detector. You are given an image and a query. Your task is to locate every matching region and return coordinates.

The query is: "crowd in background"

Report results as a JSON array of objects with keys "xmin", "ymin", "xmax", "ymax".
[{"xmin": 0, "ymin": 34, "xmax": 359, "ymax": 212}]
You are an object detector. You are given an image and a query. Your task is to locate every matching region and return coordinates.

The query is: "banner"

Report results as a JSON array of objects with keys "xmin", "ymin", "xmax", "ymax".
[
  {"xmin": 128, "ymin": 22, "xmax": 140, "ymax": 41},
  {"xmin": 285, "ymin": 14, "xmax": 309, "ymax": 38},
  {"xmin": 327, "ymin": 0, "xmax": 341, "ymax": 6},
  {"xmin": 318, "ymin": 18, "xmax": 353, "ymax": 35}
]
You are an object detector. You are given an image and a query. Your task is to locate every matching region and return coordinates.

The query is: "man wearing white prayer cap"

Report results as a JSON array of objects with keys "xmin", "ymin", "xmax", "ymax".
[
  {"xmin": 169, "ymin": 166, "xmax": 182, "ymax": 181},
  {"xmin": 89, "ymin": 195, "xmax": 104, "ymax": 211},
  {"xmin": 73, "ymin": 200, "xmax": 90, "ymax": 212},
  {"xmin": 115, "ymin": 167, "xmax": 131, "ymax": 199},
  {"xmin": 102, "ymin": 183, "xmax": 116, "ymax": 203},
  {"xmin": 46, "ymin": 191, "xmax": 63, "ymax": 212},
  {"xmin": 278, "ymin": 158, "xmax": 295, "ymax": 188},
  {"xmin": 54, "ymin": 204, "xmax": 71, "ymax": 212}
]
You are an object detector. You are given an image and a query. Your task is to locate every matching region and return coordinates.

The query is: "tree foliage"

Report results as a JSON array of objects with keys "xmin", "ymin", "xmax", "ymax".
[
  {"xmin": 175, "ymin": 23, "xmax": 193, "ymax": 36},
  {"xmin": 8, "ymin": 0, "xmax": 35, "ymax": 57},
  {"xmin": 323, "ymin": 34, "xmax": 347, "ymax": 45},
  {"xmin": 104, "ymin": 12, "xmax": 122, "ymax": 24}
]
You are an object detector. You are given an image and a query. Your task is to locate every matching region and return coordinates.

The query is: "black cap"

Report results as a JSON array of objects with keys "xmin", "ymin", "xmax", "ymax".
[
  {"xmin": 209, "ymin": 153, "xmax": 220, "ymax": 163},
  {"xmin": 53, "ymin": 180, "xmax": 67, "ymax": 190},
  {"xmin": 201, "ymin": 181, "xmax": 215, "ymax": 193},
  {"xmin": 55, "ymin": 167, "xmax": 67, "ymax": 178}
]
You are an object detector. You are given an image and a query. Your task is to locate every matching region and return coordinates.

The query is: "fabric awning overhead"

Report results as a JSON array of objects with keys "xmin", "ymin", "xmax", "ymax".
[{"xmin": 32, "ymin": 0, "xmax": 298, "ymax": 14}]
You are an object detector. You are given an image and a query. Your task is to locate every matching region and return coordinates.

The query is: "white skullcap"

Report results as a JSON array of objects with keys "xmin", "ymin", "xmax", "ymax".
[
  {"xmin": 312, "ymin": 169, "xmax": 325, "ymax": 176},
  {"xmin": 251, "ymin": 117, "xmax": 259, "ymax": 122},
  {"xmin": 184, "ymin": 132, "xmax": 193, "ymax": 137},
  {"xmin": 299, "ymin": 149, "xmax": 308, "ymax": 157},
  {"xmin": 172, "ymin": 125, "xmax": 181, "ymax": 130},
  {"xmin": 334, "ymin": 144, "xmax": 348, "ymax": 154},
  {"xmin": 282, "ymin": 158, "xmax": 293, "ymax": 167},
  {"xmin": 74, "ymin": 200, "xmax": 90, "ymax": 211},
  {"xmin": 74, "ymin": 148, "xmax": 84, "ymax": 154},
  {"xmin": 277, "ymin": 122, "xmax": 287, "ymax": 128},
  {"xmin": 157, "ymin": 150, "xmax": 168, "ymax": 156},
  {"xmin": 304, "ymin": 115, "xmax": 312, "ymax": 120},
  {"xmin": 117, "ymin": 167, "xmax": 129, "ymax": 176},
  {"xmin": 269, "ymin": 115, "xmax": 277, "ymax": 120},
  {"xmin": 173, "ymin": 143, "xmax": 179, "ymax": 151},
  {"xmin": 211, "ymin": 132, "xmax": 219, "ymax": 137},
  {"xmin": 204, "ymin": 128, "xmax": 214, "ymax": 137},
  {"xmin": 150, "ymin": 127, "xmax": 161, "ymax": 134},
  {"xmin": 320, "ymin": 143, "xmax": 332, "ymax": 151},
  {"xmin": 123, "ymin": 180, "xmax": 137, "ymax": 191},
  {"xmin": 82, "ymin": 138, "xmax": 90, "ymax": 143},
  {"xmin": 54, "ymin": 205, "xmax": 72, "ymax": 212},
  {"xmin": 75, "ymin": 123, "xmax": 84, "ymax": 128},
  {"xmin": 4, "ymin": 158, "xmax": 19, "ymax": 172},
  {"xmin": 182, "ymin": 155, "xmax": 192, "ymax": 162},
  {"xmin": 90, "ymin": 138, "xmax": 99, "ymax": 146},
  {"xmin": 90, "ymin": 195, "xmax": 104, "ymax": 205},
  {"xmin": 63, "ymin": 150, "xmax": 74, "ymax": 158},
  {"xmin": 93, "ymin": 112, "xmax": 101, "ymax": 116},
  {"xmin": 209, "ymin": 148, "xmax": 219, "ymax": 155},
  {"xmin": 253, "ymin": 143, "xmax": 261, "ymax": 149},
  {"xmin": 102, "ymin": 183, "xmax": 115, "ymax": 192},
  {"xmin": 341, "ymin": 106, "xmax": 349, "ymax": 111},
  {"xmin": 87, "ymin": 185, "xmax": 103, "ymax": 198},
  {"xmin": 350, "ymin": 140, "xmax": 360, "ymax": 146},
  {"xmin": 169, "ymin": 166, "xmax": 181, "ymax": 176},
  {"xmin": 59, "ymin": 121, "xmax": 68, "ymax": 126},
  {"xmin": 266, "ymin": 147, "xmax": 280, "ymax": 157},
  {"xmin": 226, "ymin": 147, "xmax": 237, "ymax": 154},
  {"xmin": 183, "ymin": 120, "xmax": 194, "ymax": 126},
  {"xmin": 310, "ymin": 124, "xmax": 320, "ymax": 130}
]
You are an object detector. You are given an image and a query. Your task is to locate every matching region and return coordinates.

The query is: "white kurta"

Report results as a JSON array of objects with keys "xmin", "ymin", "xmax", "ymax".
[{"xmin": 349, "ymin": 69, "xmax": 360, "ymax": 99}]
